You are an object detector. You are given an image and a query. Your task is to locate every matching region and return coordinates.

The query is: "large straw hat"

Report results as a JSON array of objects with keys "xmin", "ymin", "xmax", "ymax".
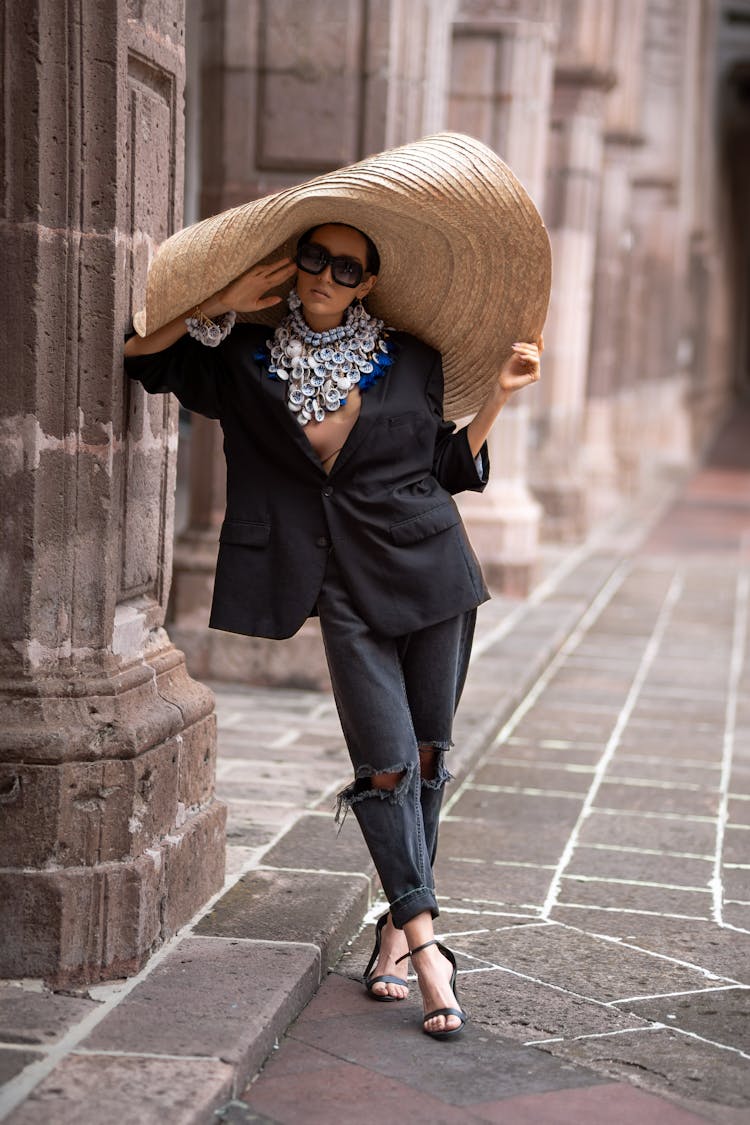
[{"xmin": 133, "ymin": 132, "xmax": 551, "ymax": 420}]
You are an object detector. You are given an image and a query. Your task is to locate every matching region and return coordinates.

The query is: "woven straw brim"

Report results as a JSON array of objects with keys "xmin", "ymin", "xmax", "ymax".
[{"xmin": 133, "ymin": 132, "xmax": 551, "ymax": 420}]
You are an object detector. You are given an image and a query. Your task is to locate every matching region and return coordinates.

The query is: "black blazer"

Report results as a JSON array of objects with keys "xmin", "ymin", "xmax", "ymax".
[{"xmin": 125, "ymin": 323, "xmax": 490, "ymax": 639}]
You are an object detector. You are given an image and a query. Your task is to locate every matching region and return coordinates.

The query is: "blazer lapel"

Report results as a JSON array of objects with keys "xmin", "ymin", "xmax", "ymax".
[
  {"xmin": 329, "ymin": 370, "xmax": 389, "ymax": 479},
  {"xmin": 255, "ymin": 365, "xmax": 327, "ymax": 476}
]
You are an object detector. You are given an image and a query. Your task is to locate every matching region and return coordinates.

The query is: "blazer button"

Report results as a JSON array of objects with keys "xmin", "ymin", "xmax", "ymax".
[
  {"xmin": 316, "ymin": 535, "xmax": 330, "ymax": 548},
  {"xmin": 322, "ymin": 485, "xmax": 334, "ymax": 498}
]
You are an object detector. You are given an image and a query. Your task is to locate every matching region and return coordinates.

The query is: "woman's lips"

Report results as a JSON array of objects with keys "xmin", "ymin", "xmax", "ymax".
[{"xmin": 311, "ymin": 287, "xmax": 331, "ymax": 299}]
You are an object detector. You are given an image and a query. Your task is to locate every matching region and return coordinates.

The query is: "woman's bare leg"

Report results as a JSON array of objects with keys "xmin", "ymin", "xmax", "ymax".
[{"xmin": 402, "ymin": 910, "xmax": 462, "ymax": 1034}]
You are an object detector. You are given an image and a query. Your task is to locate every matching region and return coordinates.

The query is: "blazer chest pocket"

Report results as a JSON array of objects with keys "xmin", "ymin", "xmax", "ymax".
[
  {"xmin": 390, "ymin": 501, "xmax": 461, "ymax": 546},
  {"xmin": 219, "ymin": 519, "xmax": 271, "ymax": 547}
]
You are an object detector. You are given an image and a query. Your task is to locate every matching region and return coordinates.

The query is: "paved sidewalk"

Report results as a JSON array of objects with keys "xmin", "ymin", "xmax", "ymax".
[
  {"xmin": 238, "ymin": 410, "xmax": 750, "ymax": 1123},
  {"xmin": 1, "ymin": 409, "xmax": 748, "ymax": 1122}
]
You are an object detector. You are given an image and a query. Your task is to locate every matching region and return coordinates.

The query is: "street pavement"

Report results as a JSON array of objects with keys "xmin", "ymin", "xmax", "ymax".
[{"xmin": 1, "ymin": 408, "xmax": 748, "ymax": 1123}]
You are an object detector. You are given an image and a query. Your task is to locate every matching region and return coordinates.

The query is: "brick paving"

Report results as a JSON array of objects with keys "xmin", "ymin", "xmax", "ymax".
[{"xmin": 1, "ymin": 409, "xmax": 748, "ymax": 1123}]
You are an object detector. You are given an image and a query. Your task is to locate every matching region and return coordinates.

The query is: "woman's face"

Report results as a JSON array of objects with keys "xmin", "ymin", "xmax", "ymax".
[{"xmin": 295, "ymin": 224, "xmax": 377, "ymax": 331}]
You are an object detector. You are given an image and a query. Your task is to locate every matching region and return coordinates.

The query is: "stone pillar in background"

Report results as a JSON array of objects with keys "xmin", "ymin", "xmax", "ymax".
[
  {"xmin": 0, "ymin": 1, "xmax": 225, "ymax": 985},
  {"xmin": 529, "ymin": 0, "xmax": 615, "ymax": 540},
  {"xmin": 710, "ymin": 1, "xmax": 748, "ymax": 430},
  {"xmin": 448, "ymin": 0, "xmax": 558, "ymax": 593},
  {"xmin": 582, "ymin": 0, "xmax": 646, "ymax": 517},
  {"xmin": 171, "ymin": 0, "xmax": 457, "ymax": 686},
  {"xmin": 617, "ymin": 0, "xmax": 695, "ymax": 488}
]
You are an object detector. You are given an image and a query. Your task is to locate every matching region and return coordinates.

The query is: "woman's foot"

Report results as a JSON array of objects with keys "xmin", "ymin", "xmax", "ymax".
[
  {"xmin": 367, "ymin": 915, "xmax": 410, "ymax": 1000},
  {"xmin": 408, "ymin": 941, "xmax": 464, "ymax": 1034}
]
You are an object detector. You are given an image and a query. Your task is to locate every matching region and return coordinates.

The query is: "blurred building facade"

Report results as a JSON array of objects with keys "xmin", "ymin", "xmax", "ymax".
[
  {"xmin": 170, "ymin": 0, "xmax": 750, "ymax": 684},
  {"xmin": 1, "ymin": 0, "xmax": 748, "ymax": 982}
]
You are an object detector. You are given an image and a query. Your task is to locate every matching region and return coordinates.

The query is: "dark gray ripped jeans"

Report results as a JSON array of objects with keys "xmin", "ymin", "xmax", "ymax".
[{"xmin": 317, "ymin": 550, "xmax": 475, "ymax": 929}]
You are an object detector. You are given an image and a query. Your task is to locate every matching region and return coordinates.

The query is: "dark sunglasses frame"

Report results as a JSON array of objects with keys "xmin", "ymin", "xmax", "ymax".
[{"xmin": 295, "ymin": 242, "xmax": 366, "ymax": 288}]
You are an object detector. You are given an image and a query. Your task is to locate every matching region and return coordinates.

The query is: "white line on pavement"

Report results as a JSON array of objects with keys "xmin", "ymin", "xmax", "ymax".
[{"xmin": 712, "ymin": 566, "xmax": 749, "ymax": 926}]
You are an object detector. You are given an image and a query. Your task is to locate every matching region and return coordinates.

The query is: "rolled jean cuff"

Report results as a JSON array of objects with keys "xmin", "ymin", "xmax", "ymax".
[{"xmin": 389, "ymin": 885, "xmax": 439, "ymax": 930}]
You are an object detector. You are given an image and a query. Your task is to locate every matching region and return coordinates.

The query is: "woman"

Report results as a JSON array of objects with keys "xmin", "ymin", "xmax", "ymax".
[{"xmin": 125, "ymin": 134, "xmax": 549, "ymax": 1040}]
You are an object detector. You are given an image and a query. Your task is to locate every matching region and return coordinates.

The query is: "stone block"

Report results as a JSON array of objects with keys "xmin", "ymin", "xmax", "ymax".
[
  {"xmin": 0, "ymin": 800, "xmax": 225, "ymax": 985},
  {"xmin": 160, "ymin": 797, "xmax": 227, "ymax": 938},
  {"xmin": 195, "ymin": 868, "xmax": 370, "ymax": 971},
  {"xmin": 0, "ymin": 984, "xmax": 100, "ymax": 1045},
  {"xmin": 447, "ymin": 789, "xmax": 583, "ymax": 833},
  {"xmin": 0, "ymin": 1048, "xmax": 43, "ymax": 1085},
  {"xmin": 83, "ymin": 936, "xmax": 319, "ymax": 1087},
  {"xmin": 5, "ymin": 1054, "xmax": 233, "ymax": 1125},
  {"xmin": 539, "ymin": 1026, "xmax": 749, "ymax": 1111},
  {"xmin": 566, "ymin": 846, "xmax": 713, "ymax": 889},
  {"xmin": 618, "ymin": 987, "xmax": 750, "ymax": 1054},
  {"xmin": 548, "ymin": 907, "xmax": 750, "ymax": 983},
  {"xmin": 0, "ymin": 741, "xmax": 179, "ymax": 867},
  {"xmin": 450, "ymin": 34, "xmax": 497, "ymax": 98},
  {"xmin": 461, "ymin": 923, "xmax": 718, "ymax": 1004},
  {"xmin": 576, "ymin": 810, "xmax": 718, "ymax": 856},
  {"xmin": 260, "ymin": 813, "xmax": 373, "ymax": 875},
  {"xmin": 176, "ymin": 713, "xmax": 218, "ymax": 807},
  {"xmin": 435, "ymin": 856, "xmax": 554, "ymax": 911},
  {"xmin": 470, "ymin": 760, "xmax": 595, "ymax": 793},
  {"xmin": 557, "ymin": 876, "xmax": 711, "ymax": 919},
  {"xmin": 469, "ymin": 1084, "xmax": 714, "ymax": 1125},
  {"xmin": 172, "ymin": 621, "xmax": 333, "ymax": 689},
  {"xmin": 438, "ymin": 814, "xmax": 571, "ymax": 867}
]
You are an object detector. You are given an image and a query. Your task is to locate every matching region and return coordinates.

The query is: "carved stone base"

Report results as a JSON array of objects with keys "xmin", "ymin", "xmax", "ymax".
[
  {"xmin": 171, "ymin": 619, "xmax": 332, "ymax": 691},
  {"xmin": 533, "ymin": 480, "xmax": 588, "ymax": 543},
  {"xmin": 458, "ymin": 486, "xmax": 541, "ymax": 596},
  {"xmin": 0, "ymin": 646, "xmax": 226, "ymax": 985},
  {"xmin": 0, "ymin": 801, "xmax": 226, "ymax": 987}
]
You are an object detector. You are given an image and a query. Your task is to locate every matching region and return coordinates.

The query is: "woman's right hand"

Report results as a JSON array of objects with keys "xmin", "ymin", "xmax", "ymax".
[
  {"xmin": 208, "ymin": 257, "xmax": 297, "ymax": 317},
  {"xmin": 125, "ymin": 256, "xmax": 297, "ymax": 358}
]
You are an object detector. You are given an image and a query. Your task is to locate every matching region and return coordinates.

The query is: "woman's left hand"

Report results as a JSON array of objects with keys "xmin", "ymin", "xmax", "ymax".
[{"xmin": 497, "ymin": 334, "xmax": 544, "ymax": 397}]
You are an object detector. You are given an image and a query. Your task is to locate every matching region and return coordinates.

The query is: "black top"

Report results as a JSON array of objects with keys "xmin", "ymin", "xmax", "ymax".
[{"xmin": 125, "ymin": 323, "xmax": 490, "ymax": 639}]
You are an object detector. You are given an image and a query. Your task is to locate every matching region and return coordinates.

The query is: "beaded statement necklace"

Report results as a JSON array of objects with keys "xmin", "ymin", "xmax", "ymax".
[{"xmin": 258, "ymin": 290, "xmax": 394, "ymax": 425}]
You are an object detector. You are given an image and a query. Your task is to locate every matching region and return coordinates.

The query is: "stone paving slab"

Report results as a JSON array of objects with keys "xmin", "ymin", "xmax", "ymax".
[
  {"xmin": 81, "ymin": 937, "xmax": 320, "ymax": 1082},
  {"xmin": 0, "ymin": 1056, "xmax": 41, "ymax": 1088},
  {"xmin": 238, "ymin": 974, "xmax": 711, "ymax": 1125},
  {"xmin": 276, "ymin": 977, "xmax": 603, "ymax": 1106},
  {"xmin": 538, "ymin": 1026, "xmax": 749, "ymax": 1114},
  {"xmin": 258, "ymin": 812, "xmax": 375, "ymax": 874},
  {"xmin": 618, "ymin": 988, "xmax": 750, "ymax": 1054},
  {"xmin": 0, "ymin": 988, "xmax": 99, "ymax": 1047},
  {"xmin": 194, "ymin": 868, "xmax": 371, "ymax": 972},
  {"xmin": 5, "ymin": 1054, "xmax": 234, "ymax": 1125}
]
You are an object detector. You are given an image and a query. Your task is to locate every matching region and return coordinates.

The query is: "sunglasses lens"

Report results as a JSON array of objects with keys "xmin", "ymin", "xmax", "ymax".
[
  {"xmin": 332, "ymin": 259, "xmax": 363, "ymax": 287},
  {"xmin": 296, "ymin": 244, "xmax": 326, "ymax": 274}
]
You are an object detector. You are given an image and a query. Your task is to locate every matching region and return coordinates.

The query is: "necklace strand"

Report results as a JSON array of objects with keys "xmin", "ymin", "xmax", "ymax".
[{"xmin": 267, "ymin": 289, "xmax": 391, "ymax": 425}]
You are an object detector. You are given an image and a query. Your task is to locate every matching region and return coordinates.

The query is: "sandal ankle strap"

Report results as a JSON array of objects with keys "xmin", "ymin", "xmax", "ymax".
[{"xmin": 396, "ymin": 938, "xmax": 438, "ymax": 964}]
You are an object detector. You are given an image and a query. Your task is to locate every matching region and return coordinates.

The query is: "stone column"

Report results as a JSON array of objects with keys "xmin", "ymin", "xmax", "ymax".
[
  {"xmin": 582, "ymin": 0, "xmax": 646, "ymax": 518},
  {"xmin": 0, "ymin": 0, "xmax": 225, "ymax": 986},
  {"xmin": 448, "ymin": 0, "xmax": 558, "ymax": 593},
  {"xmin": 529, "ymin": 0, "xmax": 615, "ymax": 540},
  {"xmin": 170, "ymin": 0, "xmax": 457, "ymax": 686},
  {"xmin": 616, "ymin": 0, "xmax": 696, "ymax": 488}
]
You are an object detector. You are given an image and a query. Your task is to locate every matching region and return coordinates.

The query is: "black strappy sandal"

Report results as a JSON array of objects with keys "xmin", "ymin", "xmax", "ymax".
[
  {"xmin": 397, "ymin": 938, "xmax": 467, "ymax": 1038},
  {"xmin": 362, "ymin": 913, "xmax": 409, "ymax": 1002}
]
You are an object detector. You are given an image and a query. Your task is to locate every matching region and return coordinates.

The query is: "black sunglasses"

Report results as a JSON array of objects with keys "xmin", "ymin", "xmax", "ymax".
[{"xmin": 295, "ymin": 242, "xmax": 366, "ymax": 288}]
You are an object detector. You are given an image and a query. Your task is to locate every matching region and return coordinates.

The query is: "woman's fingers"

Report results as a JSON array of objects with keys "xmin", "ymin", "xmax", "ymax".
[{"xmin": 261, "ymin": 257, "xmax": 295, "ymax": 277}]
